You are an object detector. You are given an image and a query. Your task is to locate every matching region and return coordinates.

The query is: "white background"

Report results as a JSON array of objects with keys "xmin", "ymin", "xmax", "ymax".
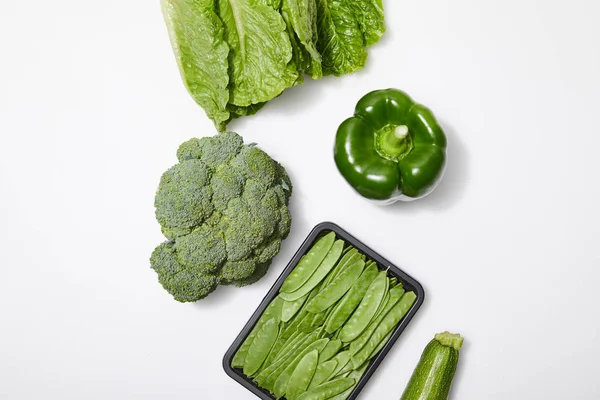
[{"xmin": 1, "ymin": 0, "xmax": 599, "ymax": 399}]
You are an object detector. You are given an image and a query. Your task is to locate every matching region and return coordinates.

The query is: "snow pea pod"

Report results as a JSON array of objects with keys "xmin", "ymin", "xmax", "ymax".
[
  {"xmin": 373, "ymin": 284, "xmax": 391, "ymax": 319},
  {"xmin": 308, "ymin": 359, "xmax": 338, "ymax": 389},
  {"xmin": 260, "ymin": 324, "xmax": 287, "ymax": 370},
  {"xmin": 281, "ymin": 287, "xmax": 322, "ymax": 338},
  {"xmin": 325, "ymin": 264, "xmax": 379, "ymax": 334},
  {"xmin": 369, "ymin": 329, "xmax": 393, "ymax": 361},
  {"xmin": 280, "ymin": 240, "xmax": 345, "ymax": 301},
  {"xmin": 339, "ymin": 271, "xmax": 388, "ymax": 342},
  {"xmin": 282, "ymin": 293, "xmax": 309, "ymax": 322},
  {"xmin": 296, "ymin": 377, "xmax": 356, "ymax": 400},
  {"xmin": 268, "ymin": 330, "xmax": 306, "ymax": 366},
  {"xmin": 328, "ymin": 363, "xmax": 368, "ymax": 400},
  {"xmin": 319, "ymin": 339, "xmax": 342, "ymax": 362},
  {"xmin": 243, "ymin": 318, "xmax": 279, "ymax": 376},
  {"xmin": 330, "ymin": 351, "xmax": 351, "ymax": 377},
  {"xmin": 255, "ymin": 330, "xmax": 316, "ymax": 386},
  {"xmin": 333, "ymin": 357, "xmax": 354, "ymax": 378},
  {"xmin": 281, "ymin": 232, "xmax": 336, "ymax": 293},
  {"xmin": 349, "ymin": 284, "xmax": 405, "ymax": 356},
  {"xmin": 351, "ymin": 291, "xmax": 416, "ymax": 368},
  {"xmin": 299, "ymin": 312, "xmax": 318, "ymax": 332},
  {"xmin": 322, "ymin": 249, "xmax": 363, "ymax": 288},
  {"xmin": 272, "ymin": 338, "xmax": 329, "ymax": 395},
  {"xmin": 306, "ymin": 259, "xmax": 365, "ymax": 313},
  {"xmin": 310, "ymin": 311, "xmax": 327, "ymax": 328},
  {"xmin": 285, "ymin": 349, "xmax": 319, "ymax": 400},
  {"xmin": 232, "ymin": 296, "xmax": 283, "ymax": 368}
]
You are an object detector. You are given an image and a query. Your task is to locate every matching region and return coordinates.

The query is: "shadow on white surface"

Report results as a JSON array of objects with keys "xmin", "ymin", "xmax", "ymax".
[
  {"xmin": 226, "ymin": 77, "xmax": 336, "ymax": 135},
  {"xmin": 261, "ymin": 76, "xmax": 345, "ymax": 115},
  {"xmin": 189, "ymin": 284, "xmax": 237, "ymax": 308}
]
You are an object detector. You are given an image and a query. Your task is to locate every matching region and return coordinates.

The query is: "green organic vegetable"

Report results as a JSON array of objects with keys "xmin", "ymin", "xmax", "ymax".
[
  {"xmin": 329, "ymin": 363, "xmax": 368, "ymax": 400},
  {"xmin": 255, "ymin": 332, "xmax": 313, "ymax": 386},
  {"xmin": 299, "ymin": 312, "xmax": 319, "ymax": 332},
  {"xmin": 281, "ymin": 232, "xmax": 335, "ymax": 294},
  {"xmin": 281, "ymin": 0, "xmax": 322, "ymax": 78},
  {"xmin": 325, "ymin": 263, "xmax": 378, "ymax": 333},
  {"xmin": 316, "ymin": 0, "xmax": 366, "ymax": 76},
  {"xmin": 280, "ymin": 239, "xmax": 344, "ymax": 301},
  {"xmin": 275, "ymin": 330, "xmax": 305, "ymax": 358},
  {"xmin": 244, "ymin": 318, "xmax": 279, "ymax": 376},
  {"xmin": 309, "ymin": 359, "xmax": 338, "ymax": 389},
  {"xmin": 339, "ymin": 270, "xmax": 387, "ymax": 342},
  {"xmin": 162, "ymin": 0, "xmax": 386, "ymax": 130},
  {"xmin": 273, "ymin": 338, "xmax": 329, "ymax": 396},
  {"xmin": 319, "ymin": 339, "xmax": 342, "ymax": 362},
  {"xmin": 161, "ymin": 0, "xmax": 230, "ymax": 129},
  {"xmin": 232, "ymin": 296, "xmax": 283, "ymax": 367},
  {"xmin": 282, "ymin": 293, "xmax": 310, "ymax": 322},
  {"xmin": 369, "ymin": 329, "xmax": 393, "ymax": 361},
  {"xmin": 264, "ymin": 329, "xmax": 303, "ymax": 368},
  {"xmin": 323, "ymin": 248, "xmax": 363, "ymax": 287},
  {"xmin": 280, "ymin": 287, "xmax": 322, "ymax": 338},
  {"xmin": 296, "ymin": 377, "xmax": 356, "ymax": 400},
  {"xmin": 306, "ymin": 258, "xmax": 365, "ymax": 313},
  {"xmin": 285, "ymin": 311, "xmax": 312, "ymax": 336},
  {"xmin": 373, "ymin": 284, "xmax": 391, "ymax": 320},
  {"xmin": 330, "ymin": 351, "xmax": 351, "ymax": 377},
  {"xmin": 332, "ymin": 356, "xmax": 354, "ymax": 378},
  {"xmin": 334, "ymin": 89, "xmax": 447, "ymax": 203},
  {"xmin": 286, "ymin": 349, "xmax": 319, "ymax": 400},
  {"xmin": 400, "ymin": 332, "xmax": 464, "ymax": 400},
  {"xmin": 233, "ymin": 236, "xmax": 421, "ymax": 399},
  {"xmin": 310, "ymin": 309, "xmax": 329, "ymax": 328},
  {"xmin": 351, "ymin": 291, "xmax": 416, "ymax": 368},
  {"xmin": 260, "ymin": 332, "xmax": 324, "ymax": 389},
  {"xmin": 350, "ymin": 284, "xmax": 405, "ymax": 355},
  {"xmin": 150, "ymin": 132, "xmax": 292, "ymax": 302}
]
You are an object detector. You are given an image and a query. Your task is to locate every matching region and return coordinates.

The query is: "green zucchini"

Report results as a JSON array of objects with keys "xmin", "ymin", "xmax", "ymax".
[{"xmin": 400, "ymin": 332, "xmax": 463, "ymax": 400}]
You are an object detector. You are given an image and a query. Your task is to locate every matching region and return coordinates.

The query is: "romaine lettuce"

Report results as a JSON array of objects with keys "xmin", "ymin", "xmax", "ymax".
[{"xmin": 162, "ymin": 0, "xmax": 386, "ymax": 130}]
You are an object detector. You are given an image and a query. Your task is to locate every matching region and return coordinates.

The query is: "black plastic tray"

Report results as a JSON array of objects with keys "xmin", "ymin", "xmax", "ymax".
[{"xmin": 223, "ymin": 221, "xmax": 425, "ymax": 399}]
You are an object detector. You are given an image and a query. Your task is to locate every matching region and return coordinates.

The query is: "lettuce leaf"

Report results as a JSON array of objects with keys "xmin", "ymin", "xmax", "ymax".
[
  {"xmin": 350, "ymin": 0, "xmax": 385, "ymax": 46},
  {"xmin": 162, "ymin": 0, "xmax": 231, "ymax": 130},
  {"xmin": 282, "ymin": 10, "xmax": 310, "ymax": 85},
  {"xmin": 316, "ymin": 0, "xmax": 367, "ymax": 76},
  {"xmin": 218, "ymin": 0, "xmax": 299, "ymax": 107},
  {"xmin": 162, "ymin": 0, "xmax": 386, "ymax": 130},
  {"xmin": 227, "ymin": 102, "xmax": 267, "ymax": 119},
  {"xmin": 281, "ymin": 0, "xmax": 322, "ymax": 79}
]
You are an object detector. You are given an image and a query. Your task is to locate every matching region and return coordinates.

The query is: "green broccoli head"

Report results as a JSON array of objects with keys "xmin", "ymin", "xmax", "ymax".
[{"xmin": 151, "ymin": 132, "xmax": 292, "ymax": 302}]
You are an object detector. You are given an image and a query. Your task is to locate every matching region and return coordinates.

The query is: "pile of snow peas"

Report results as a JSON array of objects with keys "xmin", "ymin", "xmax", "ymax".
[{"xmin": 232, "ymin": 232, "xmax": 417, "ymax": 400}]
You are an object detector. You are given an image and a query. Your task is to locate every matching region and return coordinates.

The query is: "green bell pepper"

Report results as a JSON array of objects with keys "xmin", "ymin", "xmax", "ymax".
[{"xmin": 334, "ymin": 89, "xmax": 447, "ymax": 204}]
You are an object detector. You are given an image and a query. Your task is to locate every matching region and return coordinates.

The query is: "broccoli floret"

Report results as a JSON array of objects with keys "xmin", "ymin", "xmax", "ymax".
[
  {"xmin": 174, "ymin": 226, "xmax": 227, "ymax": 273},
  {"xmin": 150, "ymin": 132, "xmax": 292, "ymax": 302},
  {"xmin": 154, "ymin": 159, "xmax": 214, "ymax": 240},
  {"xmin": 225, "ymin": 261, "xmax": 271, "ymax": 287},
  {"xmin": 150, "ymin": 242, "xmax": 219, "ymax": 302},
  {"xmin": 211, "ymin": 166, "xmax": 245, "ymax": 212}
]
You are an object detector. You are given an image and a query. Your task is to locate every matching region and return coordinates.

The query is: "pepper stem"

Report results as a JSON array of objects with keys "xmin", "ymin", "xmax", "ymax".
[
  {"xmin": 393, "ymin": 125, "xmax": 409, "ymax": 141},
  {"xmin": 377, "ymin": 124, "xmax": 412, "ymax": 160}
]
